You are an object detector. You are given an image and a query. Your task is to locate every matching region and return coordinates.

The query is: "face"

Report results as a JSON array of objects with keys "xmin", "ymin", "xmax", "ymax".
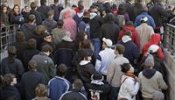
[
  {"xmin": 14, "ymin": 5, "xmax": 20, "ymax": 13},
  {"xmin": 3, "ymin": 6, "xmax": 7, "ymax": 13},
  {"xmin": 44, "ymin": 35, "xmax": 52, "ymax": 42},
  {"xmin": 25, "ymin": 6, "xmax": 30, "ymax": 12}
]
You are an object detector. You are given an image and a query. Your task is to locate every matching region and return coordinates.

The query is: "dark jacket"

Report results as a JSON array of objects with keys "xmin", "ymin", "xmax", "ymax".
[
  {"xmin": 30, "ymin": 32, "xmax": 44, "ymax": 50},
  {"xmin": 37, "ymin": 5, "xmax": 50, "ymax": 20},
  {"xmin": 125, "ymin": 2, "xmax": 135, "ymax": 22},
  {"xmin": 20, "ymin": 71, "xmax": 44, "ymax": 100},
  {"xmin": 31, "ymin": 52, "xmax": 56, "ymax": 84},
  {"xmin": 59, "ymin": 89, "xmax": 87, "ymax": 100},
  {"xmin": 50, "ymin": 4, "xmax": 64, "ymax": 21},
  {"xmin": 101, "ymin": 22, "xmax": 120, "ymax": 44},
  {"xmin": 9, "ymin": 13, "xmax": 25, "ymax": 30},
  {"xmin": 42, "ymin": 19, "xmax": 57, "ymax": 33},
  {"xmin": 20, "ymin": 23, "xmax": 36, "ymax": 40},
  {"xmin": 48, "ymin": 76, "xmax": 70, "ymax": 100},
  {"xmin": 30, "ymin": 10, "xmax": 42, "ymax": 25},
  {"xmin": 0, "ymin": 86, "xmax": 21, "ymax": 100}
]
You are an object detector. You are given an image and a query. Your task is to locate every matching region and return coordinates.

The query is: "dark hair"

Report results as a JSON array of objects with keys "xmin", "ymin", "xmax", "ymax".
[
  {"xmin": 79, "ymin": 49, "xmax": 93, "ymax": 60},
  {"xmin": 35, "ymin": 84, "xmax": 48, "ymax": 97},
  {"xmin": 73, "ymin": 79, "xmax": 83, "ymax": 90},
  {"xmin": 118, "ymin": 4, "xmax": 126, "ymax": 15},
  {"xmin": 35, "ymin": 25, "xmax": 46, "ymax": 35},
  {"xmin": 3, "ymin": 74, "xmax": 15, "ymax": 86},
  {"xmin": 40, "ymin": 0, "xmax": 46, "ymax": 5},
  {"xmin": 121, "ymin": 63, "xmax": 131, "ymax": 73},
  {"xmin": 16, "ymin": 31, "xmax": 25, "ymax": 42},
  {"xmin": 57, "ymin": 19, "xmax": 64, "ymax": 28},
  {"xmin": 28, "ymin": 14, "xmax": 36, "ymax": 22},
  {"xmin": 41, "ymin": 44, "xmax": 53, "ymax": 52},
  {"xmin": 7, "ymin": 46, "xmax": 17, "ymax": 63},
  {"xmin": 12, "ymin": 4, "xmax": 20, "ymax": 12},
  {"xmin": 28, "ymin": 59, "xmax": 37, "ymax": 70},
  {"xmin": 28, "ymin": 38, "xmax": 37, "ymax": 49},
  {"xmin": 47, "ymin": 10, "xmax": 54, "ymax": 18},
  {"xmin": 115, "ymin": 44, "xmax": 125, "ymax": 54},
  {"xmin": 79, "ymin": 39, "xmax": 91, "ymax": 49},
  {"xmin": 30, "ymin": 2, "xmax": 37, "ymax": 10},
  {"xmin": 56, "ymin": 64, "xmax": 68, "ymax": 76},
  {"xmin": 103, "ymin": 13, "xmax": 114, "ymax": 23}
]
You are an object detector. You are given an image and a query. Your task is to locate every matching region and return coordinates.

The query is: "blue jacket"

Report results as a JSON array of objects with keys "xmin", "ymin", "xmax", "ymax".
[
  {"xmin": 48, "ymin": 76, "xmax": 70, "ymax": 100},
  {"xmin": 134, "ymin": 12, "xmax": 156, "ymax": 29}
]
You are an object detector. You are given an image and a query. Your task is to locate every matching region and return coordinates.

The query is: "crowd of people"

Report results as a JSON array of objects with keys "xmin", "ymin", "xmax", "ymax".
[{"xmin": 1, "ymin": 0, "xmax": 174, "ymax": 100}]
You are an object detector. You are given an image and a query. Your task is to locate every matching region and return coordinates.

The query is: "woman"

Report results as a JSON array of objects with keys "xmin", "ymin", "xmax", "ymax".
[
  {"xmin": 118, "ymin": 63, "xmax": 140, "ymax": 100},
  {"xmin": 0, "ymin": 5, "xmax": 10, "ymax": 27}
]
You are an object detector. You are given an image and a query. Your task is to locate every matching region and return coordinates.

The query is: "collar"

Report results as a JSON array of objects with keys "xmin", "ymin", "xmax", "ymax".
[
  {"xmin": 79, "ymin": 60, "xmax": 90, "ymax": 65},
  {"xmin": 91, "ymin": 80, "xmax": 104, "ymax": 85}
]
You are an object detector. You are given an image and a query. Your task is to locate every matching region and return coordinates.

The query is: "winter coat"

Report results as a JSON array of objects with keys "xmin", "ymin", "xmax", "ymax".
[
  {"xmin": 125, "ymin": 2, "xmax": 135, "ymax": 22},
  {"xmin": 142, "ymin": 34, "xmax": 164, "ymax": 60},
  {"xmin": 20, "ymin": 23, "xmax": 36, "ymax": 40},
  {"xmin": 51, "ymin": 28, "xmax": 66, "ymax": 46},
  {"xmin": 9, "ymin": 13, "xmax": 25, "ymax": 28},
  {"xmin": 50, "ymin": 4, "xmax": 64, "ymax": 21},
  {"xmin": 42, "ymin": 19, "xmax": 57, "ymax": 33},
  {"xmin": 31, "ymin": 52, "xmax": 56, "ymax": 84},
  {"xmin": 30, "ymin": 10, "xmax": 42, "ymax": 25},
  {"xmin": 119, "ymin": 25, "xmax": 140, "ymax": 48},
  {"xmin": 20, "ymin": 71, "xmax": 44, "ymax": 100},
  {"xmin": 37, "ymin": 5, "xmax": 51, "ymax": 20},
  {"xmin": 48, "ymin": 76, "xmax": 70, "ymax": 100},
  {"xmin": 134, "ymin": 12, "xmax": 156, "ymax": 29}
]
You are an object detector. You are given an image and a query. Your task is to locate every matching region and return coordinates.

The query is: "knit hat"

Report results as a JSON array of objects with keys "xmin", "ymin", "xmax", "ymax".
[
  {"xmin": 102, "ymin": 38, "xmax": 113, "ymax": 47},
  {"xmin": 144, "ymin": 54, "xmax": 154, "ymax": 67},
  {"xmin": 152, "ymin": 91, "xmax": 164, "ymax": 100}
]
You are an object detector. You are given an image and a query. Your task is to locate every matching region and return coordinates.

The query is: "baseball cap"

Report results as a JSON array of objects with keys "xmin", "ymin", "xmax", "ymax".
[{"xmin": 102, "ymin": 38, "xmax": 113, "ymax": 47}]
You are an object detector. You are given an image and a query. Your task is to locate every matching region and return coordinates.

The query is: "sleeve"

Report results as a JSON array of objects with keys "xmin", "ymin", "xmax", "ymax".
[
  {"xmin": 134, "ymin": 17, "xmax": 140, "ymax": 27},
  {"xmin": 17, "ymin": 60, "xmax": 24, "ymax": 76},
  {"xmin": 150, "ymin": 17, "xmax": 156, "ymax": 29},
  {"xmin": 157, "ymin": 72, "xmax": 168, "ymax": 90},
  {"xmin": 95, "ymin": 55, "xmax": 102, "ymax": 72},
  {"xmin": 107, "ymin": 61, "xmax": 115, "ymax": 84},
  {"xmin": 126, "ymin": 79, "xmax": 140, "ymax": 96},
  {"xmin": 49, "ymin": 60, "xmax": 56, "ymax": 78},
  {"xmin": 132, "ymin": 43, "xmax": 140, "ymax": 60}
]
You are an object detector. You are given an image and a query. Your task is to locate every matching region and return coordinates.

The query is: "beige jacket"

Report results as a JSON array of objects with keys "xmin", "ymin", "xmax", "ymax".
[
  {"xmin": 138, "ymin": 71, "xmax": 168, "ymax": 98},
  {"xmin": 107, "ymin": 55, "xmax": 129, "ymax": 87}
]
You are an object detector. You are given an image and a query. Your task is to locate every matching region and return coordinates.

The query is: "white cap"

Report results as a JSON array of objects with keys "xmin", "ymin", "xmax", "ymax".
[
  {"xmin": 102, "ymin": 38, "xmax": 113, "ymax": 47},
  {"xmin": 141, "ymin": 16, "xmax": 148, "ymax": 22},
  {"xmin": 122, "ymin": 35, "xmax": 132, "ymax": 43},
  {"xmin": 148, "ymin": 44, "xmax": 159, "ymax": 53}
]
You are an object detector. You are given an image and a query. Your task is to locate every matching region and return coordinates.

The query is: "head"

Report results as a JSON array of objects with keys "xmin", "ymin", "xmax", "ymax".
[
  {"xmin": 47, "ymin": 10, "xmax": 54, "ymax": 19},
  {"xmin": 35, "ymin": 84, "xmax": 48, "ymax": 97},
  {"xmin": 56, "ymin": 64, "xmax": 68, "ymax": 77},
  {"xmin": 78, "ymin": 0, "xmax": 84, "ymax": 11},
  {"xmin": 57, "ymin": 19, "xmax": 64, "ymax": 28},
  {"xmin": 43, "ymin": 32, "xmax": 52, "ymax": 43},
  {"xmin": 102, "ymin": 38, "xmax": 113, "ymax": 49},
  {"xmin": 13, "ymin": 4, "xmax": 20, "ymax": 14},
  {"xmin": 143, "ymin": 54, "xmax": 155, "ymax": 69},
  {"xmin": 121, "ymin": 63, "xmax": 134, "ymax": 74},
  {"xmin": 28, "ymin": 59, "xmax": 37, "ymax": 71},
  {"xmin": 16, "ymin": 31, "xmax": 25, "ymax": 42},
  {"xmin": 28, "ymin": 38, "xmax": 37, "ymax": 49},
  {"xmin": 103, "ymin": 13, "xmax": 114, "ymax": 23},
  {"xmin": 8, "ymin": 46, "xmax": 17, "ymax": 57},
  {"xmin": 115, "ymin": 44, "xmax": 125, "ymax": 55},
  {"xmin": 40, "ymin": 0, "xmax": 46, "ymax": 5},
  {"xmin": 3, "ymin": 74, "xmax": 17, "ymax": 86},
  {"xmin": 118, "ymin": 4, "xmax": 126, "ymax": 15},
  {"xmin": 28, "ymin": 14, "xmax": 36, "ymax": 23},
  {"xmin": 41, "ymin": 44, "xmax": 53, "ymax": 56},
  {"xmin": 82, "ymin": 11, "xmax": 90, "ymax": 23},
  {"xmin": 72, "ymin": 79, "xmax": 83, "ymax": 91},
  {"xmin": 79, "ymin": 49, "xmax": 93, "ymax": 61},
  {"xmin": 79, "ymin": 39, "xmax": 91, "ymax": 49},
  {"xmin": 35, "ymin": 25, "xmax": 47, "ymax": 35},
  {"xmin": 91, "ymin": 72, "xmax": 104, "ymax": 82},
  {"xmin": 1, "ymin": 5, "xmax": 8, "ymax": 13},
  {"xmin": 30, "ymin": 2, "xmax": 37, "ymax": 10},
  {"xmin": 24, "ymin": 6, "xmax": 30, "ymax": 12}
]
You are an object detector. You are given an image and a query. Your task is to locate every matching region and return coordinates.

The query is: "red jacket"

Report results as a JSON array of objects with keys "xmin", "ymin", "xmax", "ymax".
[
  {"xmin": 119, "ymin": 25, "xmax": 140, "ymax": 48},
  {"xmin": 142, "ymin": 34, "xmax": 164, "ymax": 60}
]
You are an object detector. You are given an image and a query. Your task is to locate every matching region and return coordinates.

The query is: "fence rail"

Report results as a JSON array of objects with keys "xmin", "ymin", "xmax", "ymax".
[
  {"xmin": 0, "ymin": 25, "xmax": 16, "ymax": 52},
  {"xmin": 164, "ymin": 24, "xmax": 175, "ymax": 58}
]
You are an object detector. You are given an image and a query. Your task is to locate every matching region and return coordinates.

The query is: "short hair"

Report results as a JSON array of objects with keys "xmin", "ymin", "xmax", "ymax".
[
  {"xmin": 40, "ymin": 0, "xmax": 46, "ymax": 5},
  {"xmin": 8, "ymin": 46, "xmax": 17, "ymax": 55},
  {"xmin": 35, "ymin": 84, "xmax": 48, "ymax": 97},
  {"xmin": 73, "ymin": 79, "xmax": 83, "ymax": 90},
  {"xmin": 56, "ymin": 64, "xmax": 68, "ymax": 76},
  {"xmin": 121, "ymin": 63, "xmax": 131, "ymax": 73},
  {"xmin": 3, "ymin": 74, "xmax": 15, "ymax": 86},
  {"xmin": 57, "ymin": 20, "xmax": 64, "ymax": 28},
  {"xmin": 30, "ymin": 2, "xmax": 37, "ymax": 10},
  {"xmin": 28, "ymin": 59, "xmax": 37, "ymax": 70},
  {"xmin": 35, "ymin": 25, "xmax": 46, "ymax": 35},
  {"xmin": 16, "ymin": 31, "xmax": 25, "ymax": 42},
  {"xmin": 41, "ymin": 44, "xmax": 53, "ymax": 53},
  {"xmin": 79, "ymin": 39, "xmax": 91, "ymax": 49},
  {"xmin": 47, "ymin": 10, "xmax": 54, "ymax": 18},
  {"xmin": 115, "ymin": 44, "xmax": 125, "ymax": 54},
  {"xmin": 28, "ymin": 38, "xmax": 37, "ymax": 49},
  {"xmin": 28, "ymin": 14, "xmax": 36, "ymax": 22}
]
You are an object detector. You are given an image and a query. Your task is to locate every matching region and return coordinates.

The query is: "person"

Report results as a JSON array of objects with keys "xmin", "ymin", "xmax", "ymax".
[
  {"xmin": 1, "ymin": 46, "xmax": 24, "ymax": 82},
  {"xmin": 136, "ymin": 16, "xmax": 154, "ymax": 53},
  {"xmin": 30, "ymin": 2, "xmax": 42, "ymax": 25},
  {"xmin": 32, "ymin": 84, "xmax": 50, "ymax": 100},
  {"xmin": 42, "ymin": 10, "xmax": 57, "ymax": 33},
  {"xmin": 31, "ymin": 44, "xmax": 55, "ymax": 84},
  {"xmin": 134, "ymin": 6, "xmax": 155, "ymax": 28},
  {"xmin": 48, "ymin": 64, "xmax": 70, "ymax": 100},
  {"xmin": 124, "ymin": 0, "xmax": 135, "ymax": 22},
  {"xmin": 107, "ymin": 44, "xmax": 129, "ymax": 100},
  {"xmin": 20, "ymin": 14, "xmax": 36, "ymax": 41},
  {"xmin": 20, "ymin": 60, "xmax": 44, "ymax": 100},
  {"xmin": 118, "ymin": 63, "xmax": 140, "ymax": 100},
  {"xmin": 118, "ymin": 34, "xmax": 140, "ymax": 69},
  {"xmin": 0, "ymin": 74, "xmax": 21, "ymax": 100},
  {"xmin": 37, "ymin": 0, "xmax": 51, "ymax": 20},
  {"xmin": 101, "ymin": 13, "xmax": 120, "ymax": 44},
  {"xmin": 138, "ymin": 54, "xmax": 168, "ymax": 100},
  {"xmin": 0, "ymin": 5, "xmax": 10, "ymax": 27},
  {"xmin": 59, "ymin": 79, "xmax": 87, "ymax": 100},
  {"xmin": 86, "ymin": 73, "xmax": 111, "ymax": 100},
  {"xmin": 21, "ymin": 6, "xmax": 30, "ymax": 22},
  {"xmin": 41, "ymin": 31, "xmax": 54, "ymax": 50},
  {"xmin": 95, "ymin": 38, "xmax": 115, "ymax": 79}
]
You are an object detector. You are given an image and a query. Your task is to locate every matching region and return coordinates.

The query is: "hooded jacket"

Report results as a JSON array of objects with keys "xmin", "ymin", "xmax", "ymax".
[
  {"xmin": 142, "ymin": 34, "xmax": 164, "ymax": 60},
  {"xmin": 20, "ymin": 23, "xmax": 36, "ymax": 40},
  {"xmin": 119, "ymin": 25, "xmax": 140, "ymax": 48}
]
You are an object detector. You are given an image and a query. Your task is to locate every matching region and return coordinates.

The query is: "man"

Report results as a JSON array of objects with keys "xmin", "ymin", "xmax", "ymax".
[
  {"xmin": 31, "ymin": 44, "xmax": 55, "ymax": 84},
  {"xmin": 37, "ymin": 0, "xmax": 51, "ymax": 20},
  {"xmin": 30, "ymin": 2, "xmax": 42, "ymax": 25},
  {"xmin": 20, "ymin": 60, "xmax": 44, "ymax": 100},
  {"xmin": 59, "ymin": 79, "xmax": 87, "ymax": 100},
  {"xmin": 48, "ymin": 64, "xmax": 70, "ymax": 100},
  {"xmin": 95, "ymin": 38, "xmax": 115, "ymax": 79},
  {"xmin": 107, "ymin": 44, "xmax": 129, "ymax": 100}
]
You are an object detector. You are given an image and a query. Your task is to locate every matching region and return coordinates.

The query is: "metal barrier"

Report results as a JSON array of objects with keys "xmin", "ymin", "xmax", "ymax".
[
  {"xmin": 0, "ymin": 25, "xmax": 16, "ymax": 52},
  {"xmin": 164, "ymin": 24, "xmax": 175, "ymax": 58}
]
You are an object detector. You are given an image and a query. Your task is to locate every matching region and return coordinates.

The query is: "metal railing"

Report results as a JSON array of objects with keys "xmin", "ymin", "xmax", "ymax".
[
  {"xmin": 164, "ymin": 24, "xmax": 175, "ymax": 58},
  {"xmin": 0, "ymin": 25, "xmax": 16, "ymax": 52}
]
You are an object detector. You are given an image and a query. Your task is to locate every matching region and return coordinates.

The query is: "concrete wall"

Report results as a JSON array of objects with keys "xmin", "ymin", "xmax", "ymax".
[{"xmin": 164, "ymin": 49, "xmax": 175, "ymax": 100}]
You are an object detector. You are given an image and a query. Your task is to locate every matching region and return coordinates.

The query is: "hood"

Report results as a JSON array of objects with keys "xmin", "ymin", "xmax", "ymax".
[
  {"xmin": 79, "ymin": 60, "xmax": 90, "ymax": 65},
  {"xmin": 142, "ymin": 69, "xmax": 156, "ymax": 79},
  {"xmin": 149, "ymin": 34, "xmax": 161, "ymax": 44}
]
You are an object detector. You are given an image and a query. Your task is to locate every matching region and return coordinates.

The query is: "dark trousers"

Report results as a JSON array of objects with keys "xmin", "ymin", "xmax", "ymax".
[{"xmin": 110, "ymin": 86, "xmax": 120, "ymax": 100}]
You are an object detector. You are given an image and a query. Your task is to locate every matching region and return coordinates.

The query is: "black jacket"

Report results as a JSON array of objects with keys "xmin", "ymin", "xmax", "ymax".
[
  {"xmin": 20, "ymin": 23, "xmax": 36, "ymax": 40},
  {"xmin": 37, "ymin": 5, "xmax": 51, "ymax": 20},
  {"xmin": 30, "ymin": 10, "xmax": 42, "ymax": 25}
]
